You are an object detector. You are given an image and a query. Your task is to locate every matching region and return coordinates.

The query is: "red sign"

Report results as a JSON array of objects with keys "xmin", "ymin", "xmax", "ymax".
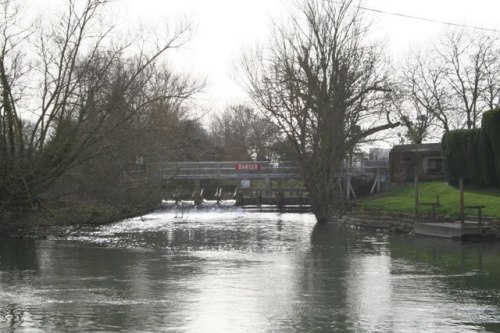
[{"xmin": 235, "ymin": 162, "xmax": 261, "ymax": 171}]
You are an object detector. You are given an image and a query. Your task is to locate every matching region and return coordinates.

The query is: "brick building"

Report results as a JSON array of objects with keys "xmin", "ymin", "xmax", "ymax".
[{"xmin": 389, "ymin": 143, "xmax": 444, "ymax": 182}]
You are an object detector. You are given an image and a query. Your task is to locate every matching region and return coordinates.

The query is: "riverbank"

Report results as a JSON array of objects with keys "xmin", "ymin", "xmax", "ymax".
[
  {"xmin": 0, "ymin": 200, "xmax": 155, "ymax": 239},
  {"xmin": 330, "ymin": 181, "xmax": 500, "ymax": 239},
  {"xmin": 358, "ymin": 181, "xmax": 500, "ymax": 219},
  {"xmin": 331, "ymin": 204, "xmax": 500, "ymax": 239}
]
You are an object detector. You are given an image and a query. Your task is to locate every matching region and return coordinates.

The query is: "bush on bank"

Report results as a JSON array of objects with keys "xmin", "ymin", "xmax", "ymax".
[{"xmin": 442, "ymin": 109, "xmax": 500, "ymax": 187}]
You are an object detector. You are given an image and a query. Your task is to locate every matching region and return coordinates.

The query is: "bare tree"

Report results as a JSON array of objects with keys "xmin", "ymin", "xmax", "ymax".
[
  {"xmin": 392, "ymin": 51, "xmax": 451, "ymax": 143},
  {"xmin": 401, "ymin": 29, "xmax": 500, "ymax": 135},
  {"xmin": 390, "ymin": 93, "xmax": 435, "ymax": 144},
  {"xmin": 208, "ymin": 104, "xmax": 278, "ymax": 161},
  {"xmin": 241, "ymin": 0, "xmax": 399, "ymax": 223},
  {"xmin": 0, "ymin": 0, "xmax": 201, "ymax": 216},
  {"xmin": 437, "ymin": 30, "xmax": 499, "ymax": 129},
  {"xmin": 398, "ymin": 50, "xmax": 454, "ymax": 134}
]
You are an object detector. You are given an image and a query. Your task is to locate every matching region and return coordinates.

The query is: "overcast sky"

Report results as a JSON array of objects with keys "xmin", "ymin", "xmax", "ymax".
[{"xmin": 118, "ymin": 0, "xmax": 500, "ymax": 112}]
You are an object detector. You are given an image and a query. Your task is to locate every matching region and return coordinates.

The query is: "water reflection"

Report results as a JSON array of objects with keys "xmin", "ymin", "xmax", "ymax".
[{"xmin": 0, "ymin": 211, "xmax": 500, "ymax": 332}]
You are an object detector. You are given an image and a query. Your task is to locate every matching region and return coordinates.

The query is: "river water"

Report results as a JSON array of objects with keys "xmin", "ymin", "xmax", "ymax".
[{"xmin": 1, "ymin": 209, "xmax": 500, "ymax": 332}]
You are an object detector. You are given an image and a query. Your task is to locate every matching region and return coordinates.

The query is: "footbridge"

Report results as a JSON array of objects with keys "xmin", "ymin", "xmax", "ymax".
[
  {"xmin": 131, "ymin": 160, "xmax": 388, "ymax": 202},
  {"xmin": 134, "ymin": 160, "xmax": 388, "ymax": 187},
  {"xmin": 148, "ymin": 161, "xmax": 300, "ymax": 180}
]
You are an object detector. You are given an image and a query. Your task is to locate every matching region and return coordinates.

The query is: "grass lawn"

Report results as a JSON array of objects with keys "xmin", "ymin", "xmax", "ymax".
[{"xmin": 358, "ymin": 181, "xmax": 500, "ymax": 219}]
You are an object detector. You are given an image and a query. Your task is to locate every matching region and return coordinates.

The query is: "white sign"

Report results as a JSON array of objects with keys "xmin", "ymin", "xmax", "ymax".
[{"xmin": 240, "ymin": 179, "xmax": 251, "ymax": 189}]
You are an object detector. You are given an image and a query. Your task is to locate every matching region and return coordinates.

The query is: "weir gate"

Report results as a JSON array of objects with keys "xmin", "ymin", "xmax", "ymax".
[{"xmin": 147, "ymin": 161, "xmax": 307, "ymax": 211}]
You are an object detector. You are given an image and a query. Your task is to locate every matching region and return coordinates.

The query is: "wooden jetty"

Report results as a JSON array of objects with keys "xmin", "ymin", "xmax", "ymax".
[
  {"xmin": 414, "ymin": 177, "xmax": 487, "ymax": 239},
  {"xmin": 415, "ymin": 221, "xmax": 486, "ymax": 239}
]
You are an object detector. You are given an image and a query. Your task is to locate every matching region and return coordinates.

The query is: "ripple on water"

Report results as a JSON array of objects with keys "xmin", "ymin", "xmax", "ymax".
[
  {"xmin": 61, "ymin": 211, "xmax": 316, "ymax": 253},
  {"xmin": 1, "ymin": 210, "xmax": 500, "ymax": 332}
]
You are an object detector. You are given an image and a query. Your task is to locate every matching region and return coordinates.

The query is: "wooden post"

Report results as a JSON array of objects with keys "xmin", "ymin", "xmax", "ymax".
[
  {"xmin": 478, "ymin": 207, "xmax": 482, "ymax": 234},
  {"xmin": 376, "ymin": 168, "xmax": 381, "ymax": 192},
  {"xmin": 349, "ymin": 180, "xmax": 357, "ymax": 199},
  {"xmin": 369, "ymin": 167, "xmax": 380, "ymax": 194},
  {"xmin": 415, "ymin": 176, "xmax": 419, "ymax": 223},
  {"xmin": 370, "ymin": 174, "xmax": 378, "ymax": 194},
  {"xmin": 460, "ymin": 178, "xmax": 464, "ymax": 226},
  {"xmin": 346, "ymin": 175, "xmax": 350, "ymax": 200}
]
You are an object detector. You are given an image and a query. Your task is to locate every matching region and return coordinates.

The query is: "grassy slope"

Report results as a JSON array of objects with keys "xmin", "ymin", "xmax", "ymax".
[{"xmin": 358, "ymin": 182, "xmax": 500, "ymax": 219}]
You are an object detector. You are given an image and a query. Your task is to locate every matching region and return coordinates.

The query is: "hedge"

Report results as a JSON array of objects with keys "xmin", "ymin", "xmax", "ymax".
[
  {"xmin": 443, "ymin": 109, "xmax": 500, "ymax": 187},
  {"xmin": 482, "ymin": 109, "xmax": 500, "ymax": 183},
  {"xmin": 442, "ymin": 129, "xmax": 482, "ymax": 186},
  {"xmin": 479, "ymin": 129, "xmax": 497, "ymax": 186}
]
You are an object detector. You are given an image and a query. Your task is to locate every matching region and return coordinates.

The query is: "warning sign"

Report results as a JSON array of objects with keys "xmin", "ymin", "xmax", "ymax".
[{"xmin": 235, "ymin": 162, "xmax": 261, "ymax": 170}]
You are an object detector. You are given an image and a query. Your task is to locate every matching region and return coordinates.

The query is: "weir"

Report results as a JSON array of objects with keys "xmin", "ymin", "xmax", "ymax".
[
  {"xmin": 161, "ymin": 187, "xmax": 312, "ymax": 212},
  {"xmin": 130, "ymin": 160, "xmax": 388, "ymax": 201}
]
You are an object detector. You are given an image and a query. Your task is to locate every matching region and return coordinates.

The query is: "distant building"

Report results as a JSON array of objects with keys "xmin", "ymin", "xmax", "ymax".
[
  {"xmin": 368, "ymin": 148, "xmax": 390, "ymax": 160},
  {"xmin": 389, "ymin": 143, "xmax": 444, "ymax": 182}
]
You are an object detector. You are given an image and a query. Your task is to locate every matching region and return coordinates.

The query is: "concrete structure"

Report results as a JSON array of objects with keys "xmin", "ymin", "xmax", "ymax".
[{"xmin": 389, "ymin": 143, "xmax": 444, "ymax": 182}]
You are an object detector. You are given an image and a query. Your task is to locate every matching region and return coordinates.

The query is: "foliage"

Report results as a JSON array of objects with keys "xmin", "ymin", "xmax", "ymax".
[
  {"xmin": 0, "ymin": 0, "xmax": 201, "ymax": 221},
  {"xmin": 479, "ymin": 129, "xmax": 497, "ymax": 186},
  {"xmin": 442, "ymin": 109, "xmax": 500, "ymax": 187},
  {"xmin": 442, "ymin": 130, "xmax": 481, "ymax": 186}
]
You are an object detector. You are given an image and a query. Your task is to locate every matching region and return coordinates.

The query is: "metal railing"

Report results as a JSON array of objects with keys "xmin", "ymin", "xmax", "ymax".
[
  {"xmin": 150, "ymin": 161, "xmax": 300, "ymax": 180},
  {"xmin": 128, "ymin": 160, "xmax": 390, "ymax": 182}
]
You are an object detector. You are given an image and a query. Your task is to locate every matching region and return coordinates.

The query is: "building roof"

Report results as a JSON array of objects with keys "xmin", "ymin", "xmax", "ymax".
[{"xmin": 391, "ymin": 143, "xmax": 442, "ymax": 153}]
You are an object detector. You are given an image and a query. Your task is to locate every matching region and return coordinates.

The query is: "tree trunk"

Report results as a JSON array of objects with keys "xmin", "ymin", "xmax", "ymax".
[
  {"xmin": 311, "ymin": 198, "xmax": 329, "ymax": 223},
  {"xmin": 305, "ymin": 172, "xmax": 332, "ymax": 224}
]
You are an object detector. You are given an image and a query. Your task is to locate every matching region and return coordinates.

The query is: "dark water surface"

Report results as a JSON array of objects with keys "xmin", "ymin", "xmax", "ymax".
[{"xmin": 1, "ymin": 210, "xmax": 500, "ymax": 332}]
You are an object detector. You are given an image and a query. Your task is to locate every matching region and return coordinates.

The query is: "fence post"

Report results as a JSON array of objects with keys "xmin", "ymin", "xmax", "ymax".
[
  {"xmin": 415, "ymin": 176, "xmax": 419, "ymax": 223},
  {"xmin": 346, "ymin": 175, "xmax": 350, "ymax": 200},
  {"xmin": 460, "ymin": 177, "xmax": 464, "ymax": 226},
  {"xmin": 376, "ymin": 168, "xmax": 381, "ymax": 192}
]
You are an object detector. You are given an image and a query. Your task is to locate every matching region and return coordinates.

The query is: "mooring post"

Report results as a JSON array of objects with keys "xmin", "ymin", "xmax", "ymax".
[{"xmin": 415, "ymin": 176, "xmax": 419, "ymax": 223}]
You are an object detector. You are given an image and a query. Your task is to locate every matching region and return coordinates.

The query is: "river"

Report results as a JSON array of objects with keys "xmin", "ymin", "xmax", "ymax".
[{"xmin": 1, "ymin": 209, "xmax": 500, "ymax": 332}]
